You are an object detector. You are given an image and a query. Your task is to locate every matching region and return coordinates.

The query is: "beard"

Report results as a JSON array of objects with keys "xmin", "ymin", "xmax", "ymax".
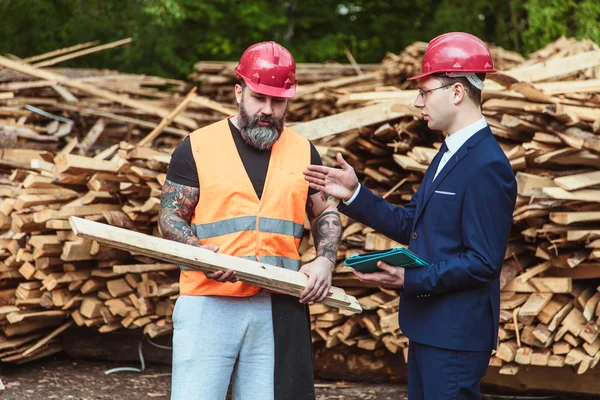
[{"xmin": 238, "ymin": 100, "xmax": 286, "ymax": 150}]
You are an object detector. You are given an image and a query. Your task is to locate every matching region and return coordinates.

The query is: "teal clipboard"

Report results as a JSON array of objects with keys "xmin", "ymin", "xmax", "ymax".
[{"xmin": 344, "ymin": 247, "xmax": 428, "ymax": 274}]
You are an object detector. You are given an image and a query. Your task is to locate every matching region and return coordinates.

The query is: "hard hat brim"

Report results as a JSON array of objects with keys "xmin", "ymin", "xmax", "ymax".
[
  {"xmin": 408, "ymin": 69, "xmax": 497, "ymax": 81},
  {"xmin": 244, "ymin": 79, "xmax": 296, "ymax": 99}
]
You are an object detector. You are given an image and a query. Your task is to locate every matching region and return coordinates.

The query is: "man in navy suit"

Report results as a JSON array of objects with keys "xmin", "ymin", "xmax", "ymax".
[{"xmin": 304, "ymin": 32, "xmax": 517, "ymax": 399}]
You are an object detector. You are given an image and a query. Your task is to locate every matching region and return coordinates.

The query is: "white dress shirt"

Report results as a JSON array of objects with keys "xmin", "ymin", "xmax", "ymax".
[
  {"xmin": 433, "ymin": 117, "xmax": 487, "ymax": 181},
  {"xmin": 345, "ymin": 117, "xmax": 488, "ymax": 204}
]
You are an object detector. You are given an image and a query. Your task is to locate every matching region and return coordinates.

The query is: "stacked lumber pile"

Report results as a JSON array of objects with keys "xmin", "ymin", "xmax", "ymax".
[
  {"xmin": 0, "ymin": 39, "xmax": 238, "ymax": 154},
  {"xmin": 0, "ymin": 142, "xmax": 181, "ymax": 363}
]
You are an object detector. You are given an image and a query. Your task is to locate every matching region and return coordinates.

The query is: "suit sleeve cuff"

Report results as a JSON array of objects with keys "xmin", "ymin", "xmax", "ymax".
[
  {"xmin": 343, "ymin": 184, "xmax": 362, "ymax": 205},
  {"xmin": 403, "ymin": 265, "xmax": 429, "ymax": 296}
]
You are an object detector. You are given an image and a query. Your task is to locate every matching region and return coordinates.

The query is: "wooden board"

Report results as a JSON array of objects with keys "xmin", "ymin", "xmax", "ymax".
[
  {"xmin": 504, "ymin": 51, "xmax": 600, "ymax": 83},
  {"xmin": 554, "ymin": 171, "xmax": 600, "ymax": 191},
  {"xmin": 543, "ymin": 187, "xmax": 600, "ymax": 202},
  {"xmin": 292, "ymin": 102, "xmax": 407, "ymax": 140},
  {"xmin": 68, "ymin": 217, "xmax": 361, "ymax": 313},
  {"xmin": 519, "ymin": 293, "xmax": 554, "ymax": 317}
]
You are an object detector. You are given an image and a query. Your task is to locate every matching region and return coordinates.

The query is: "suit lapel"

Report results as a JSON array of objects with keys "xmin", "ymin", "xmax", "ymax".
[{"xmin": 414, "ymin": 127, "xmax": 493, "ymax": 225}]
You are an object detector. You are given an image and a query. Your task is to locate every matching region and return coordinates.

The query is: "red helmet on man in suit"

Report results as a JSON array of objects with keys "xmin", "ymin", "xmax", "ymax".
[
  {"xmin": 234, "ymin": 41, "xmax": 298, "ymax": 98},
  {"xmin": 409, "ymin": 32, "xmax": 496, "ymax": 89}
]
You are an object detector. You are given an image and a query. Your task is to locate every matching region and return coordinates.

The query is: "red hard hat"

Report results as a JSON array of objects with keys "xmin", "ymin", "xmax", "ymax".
[
  {"xmin": 408, "ymin": 32, "xmax": 496, "ymax": 81},
  {"xmin": 234, "ymin": 41, "xmax": 298, "ymax": 98}
]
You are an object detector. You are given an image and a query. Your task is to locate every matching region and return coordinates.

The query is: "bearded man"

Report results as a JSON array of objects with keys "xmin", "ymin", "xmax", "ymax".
[{"xmin": 159, "ymin": 41, "xmax": 341, "ymax": 400}]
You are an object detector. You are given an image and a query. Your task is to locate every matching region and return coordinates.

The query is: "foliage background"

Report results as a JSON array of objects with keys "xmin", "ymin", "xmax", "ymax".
[{"xmin": 0, "ymin": 0, "xmax": 598, "ymax": 79}]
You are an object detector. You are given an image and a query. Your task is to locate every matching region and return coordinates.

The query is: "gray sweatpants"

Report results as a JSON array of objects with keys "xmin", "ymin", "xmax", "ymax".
[{"xmin": 170, "ymin": 291, "xmax": 275, "ymax": 400}]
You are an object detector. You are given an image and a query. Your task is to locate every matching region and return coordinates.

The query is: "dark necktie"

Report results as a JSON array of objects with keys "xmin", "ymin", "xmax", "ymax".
[{"xmin": 421, "ymin": 142, "xmax": 448, "ymax": 195}]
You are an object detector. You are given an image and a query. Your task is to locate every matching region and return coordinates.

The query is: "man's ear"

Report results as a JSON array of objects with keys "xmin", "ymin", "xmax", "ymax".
[
  {"xmin": 452, "ymin": 83, "xmax": 465, "ymax": 105},
  {"xmin": 234, "ymin": 84, "xmax": 243, "ymax": 105}
]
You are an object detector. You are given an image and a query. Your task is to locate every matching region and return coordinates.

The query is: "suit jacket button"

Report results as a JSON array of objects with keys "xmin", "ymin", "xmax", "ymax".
[{"xmin": 412, "ymin": 232, "xmax": 418, "ymax": 240}]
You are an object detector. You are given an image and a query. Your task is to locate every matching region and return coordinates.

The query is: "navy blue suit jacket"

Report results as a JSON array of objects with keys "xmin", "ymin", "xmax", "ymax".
[{"xmin": 339, "ymin": 126, "xmax": 517, "ymax": 352}]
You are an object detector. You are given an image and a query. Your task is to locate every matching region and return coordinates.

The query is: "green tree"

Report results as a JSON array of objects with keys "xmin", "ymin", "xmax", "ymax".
[
  {"xmin": 0, "ymin": 0, "xmax": 598, "ymax": 79},
  {"xmin": 522, "ymin": 0, "xmax": 600, "ymax": 53}
]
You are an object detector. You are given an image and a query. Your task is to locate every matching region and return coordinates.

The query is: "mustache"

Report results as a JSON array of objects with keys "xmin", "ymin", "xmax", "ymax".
[{"xmin": 249, "ymin": 114, "xmax": 281, "ymax": 129}]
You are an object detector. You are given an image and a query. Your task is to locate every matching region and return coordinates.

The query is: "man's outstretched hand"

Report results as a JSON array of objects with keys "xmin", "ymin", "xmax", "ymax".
[{"xmin": 303, "ymin": 153, "xmax": 359, "ymax": 202}]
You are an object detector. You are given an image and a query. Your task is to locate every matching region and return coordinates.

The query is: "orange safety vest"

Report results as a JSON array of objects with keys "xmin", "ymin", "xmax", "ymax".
[{"xmin": 179, "ymin": 118, "xmax": 311, "ymax": 297}]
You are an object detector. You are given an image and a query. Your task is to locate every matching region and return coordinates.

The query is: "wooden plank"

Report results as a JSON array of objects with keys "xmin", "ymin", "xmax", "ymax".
[
  {"xmin": 68, "ymin": 217, "xmax": 361, "ymax": 313},
  {"xmin": 13, "ymin": 193, "xmax": 77, "ymax": 211},
  {"xmin": 504, "ymin": 51, "xmax": 600, "ymax": 83},
  {"xmin": 551, "ymin": 150, "xmax": 600, "ymax": 168},
  {"xmin": 516, "ymin": 261, "xmax": 552, "ymax": 283},
  {"xmin": 538, "ymin": 295, "xmax": 571, "ymax": 324},
  {"xmin": 547, "ymin": 264, "xmax": 600, "ymax": 280},
  {"xmin": 21, "ymin": 41, "xmax": 100, "ymax": 63},
  {"xmin": 33, "ymin": 38, "xmax": 133, "ymax": 68},
  {"xmin": 485, "ymin": 99, "xmax": 600, "ymax": 122},
  {"xmin": 550, "ymin": 212, "xmax": 600, "ymax": 225},
  {"xmin": 515, "ymin": 172, "xmax": 557, "ymax": 198},
  {"xmin": 567, "ymin": 231, "xmax": 600, "ymax": 242},
  {"xmin": 55, "ymin": 106, "xmax": 189, "ymax": 137},
  {"xmin": 33, "ymin": 204, "xmax": 122, "ymax": 223},
  {"xmin": 20, "ymin": 320, "xmax": 73, "ymax": 357},
  {"xmin": 548, "ymin": 302, "xmax": 574, "ymax": 332},
  {"xmin": 503, "ymin": 277, "xmax": 572, "ymax": 293},
  {"xmin": 5, "ymin": 310, "xmax": 67, "ymax": 324},
  {"xmin": 77, "ymin": 119, "xmax": 106, "ymax": 156},
  {"xmin": 583, "ymin": 292, "xmax": 600, "ymax": 321},
  {"xmin": 336, "ymin": 90, "xmax": 419, "ymax": 105},
  {"xmin": 189, "ymin": 95, "xmax": 237, "ymax": 116},
  {"xmin": 138, "ymin": 86, "xmax": 197, "ymax": 147},
  {"xmin": 0, "ymin": 55, "xmax": 197, "ymax": 129},
  {"xmin": 393, "ymin": 155, "xmax": 428, "ymax": 173},
  {"xmin": 562, "ymin": 308, "xmax": 587, "ymax": 337},
  {"xmin": 53, "ymin": 153, "xmax": 122, "ymax": 175},
  {"xmin": 501, "ymin": 293, "xmax": 528, "ymax": 310},
  {"xmin": 535, "ymin": 79, "xmax": 600, "ymax": 95},
  {"xmin": 497, "ymin": 340, "xmax": 518, "ymax": 362},
  {"xmin": 519, "ymin": 293, "xmax": 553, "ymax": 317},
  {"xmin": 542, "ymin": 187, "xmax": 600, "ymax": 202},
  {"xmin": 562, "ymin": 127, "xmax": 600, "ymax": 153},
  {"xmin": 292, "ymin": 102, "xmax": 406, "ymax": 141},
  {"xmin": 554, "ymin": 170, "xmax": 600, "ymax": 191}
]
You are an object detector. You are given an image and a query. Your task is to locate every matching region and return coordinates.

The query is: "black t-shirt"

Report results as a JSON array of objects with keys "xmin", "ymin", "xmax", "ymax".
[{"xmin": 166, "ymin": 119, "xmax": 322, "ymax": 199}]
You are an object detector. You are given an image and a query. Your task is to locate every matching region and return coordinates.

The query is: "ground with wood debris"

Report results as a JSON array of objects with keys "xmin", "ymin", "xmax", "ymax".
[
  {"xmin": 0, "ymin": 354, "xmax": 407, "ymax": 400},
  {"xmin": 1, "ymin": 355, "xmax": 600, "ymax": 400}
]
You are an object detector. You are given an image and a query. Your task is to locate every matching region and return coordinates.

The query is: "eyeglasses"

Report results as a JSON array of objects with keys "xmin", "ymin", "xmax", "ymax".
[{"xmin": 417, "ymin": 83, "xmax": 455, "ymax": 99}]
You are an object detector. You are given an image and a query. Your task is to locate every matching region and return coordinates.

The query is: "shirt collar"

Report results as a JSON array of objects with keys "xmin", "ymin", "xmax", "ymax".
[{"xmin": 444, "ymin": 117, "xmax": 487, "ymax": 154}]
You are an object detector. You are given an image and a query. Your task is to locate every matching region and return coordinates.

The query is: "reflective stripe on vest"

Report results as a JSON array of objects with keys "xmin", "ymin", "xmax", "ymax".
[{"xmin": 192, "ymin": 216, "xmax": 304, "ymax": 239}]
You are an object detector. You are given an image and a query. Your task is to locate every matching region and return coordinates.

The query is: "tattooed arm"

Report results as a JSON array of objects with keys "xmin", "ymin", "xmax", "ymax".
[
  {"xmin": 158, "ymin": 179, "xmax": 200, "ymax": 246},
  {"xmin": 306, "ymin": 191, "xmax": 342, "ymax": 265},
  {"xmin": 298, "ymin": 191, "xmax": 342, "ymax": 303},
  {"xmin": 158, "ymin": 179, "xmax": 237, "ymax": 282}
]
